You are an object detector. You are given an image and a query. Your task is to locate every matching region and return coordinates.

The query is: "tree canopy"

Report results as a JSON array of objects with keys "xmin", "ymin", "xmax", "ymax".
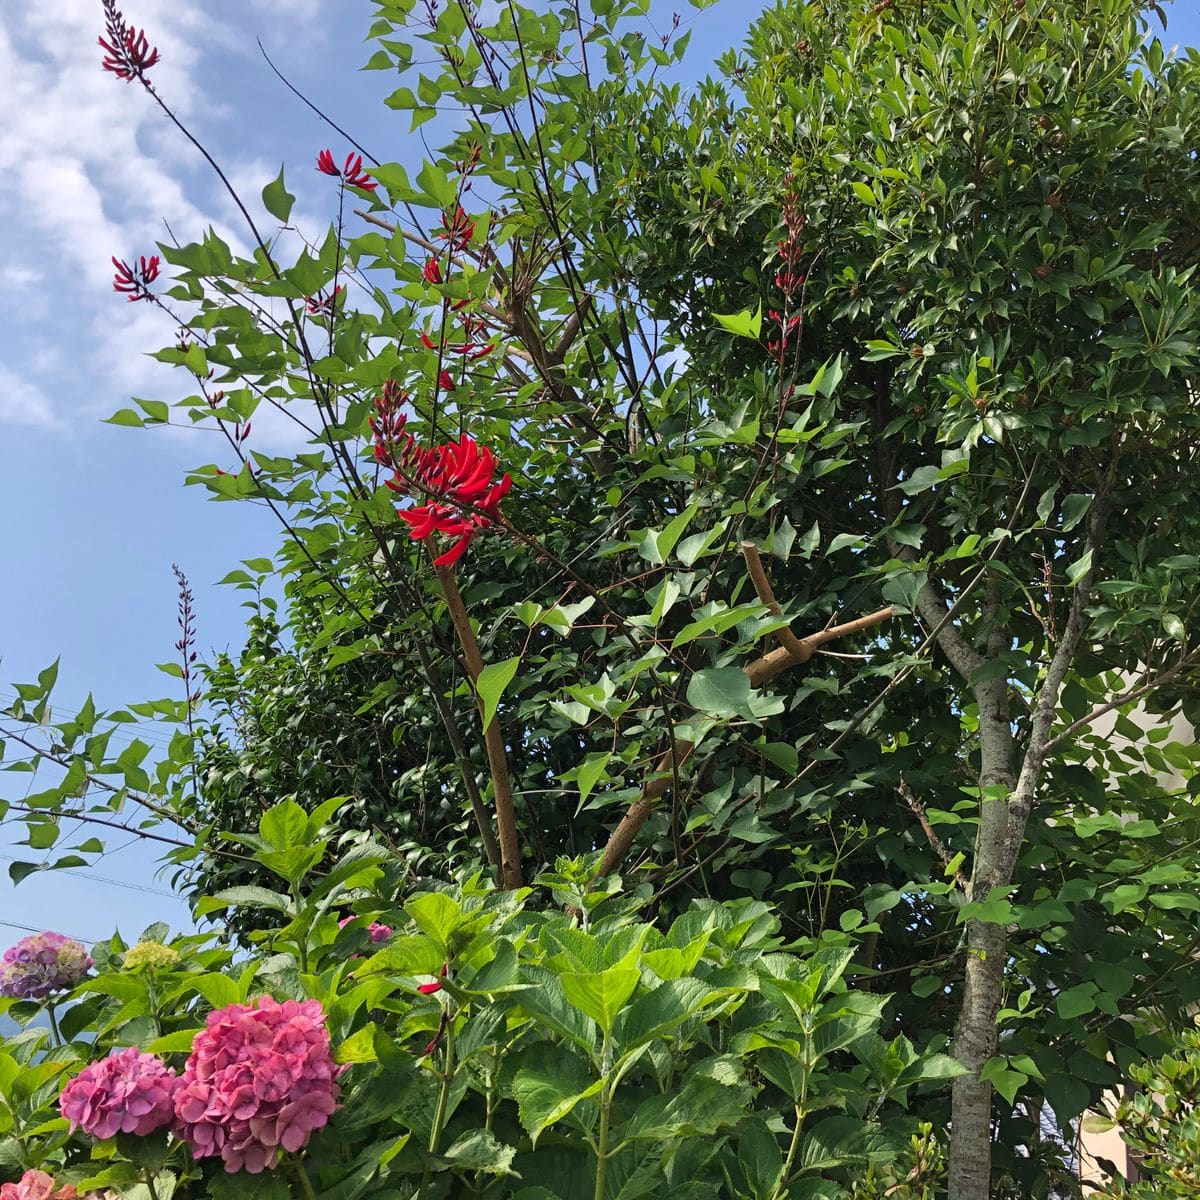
[{"xmin": 4, "ymin": 0, "xmax": 1200, "ymax": 1195}]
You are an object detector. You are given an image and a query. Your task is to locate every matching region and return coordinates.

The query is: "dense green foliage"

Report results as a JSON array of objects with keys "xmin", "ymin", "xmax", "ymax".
[
  {"xmin": 4, "ymin": 0, "xmax": 1200, "ymax": 1194},
  {"xmin": 0, "ymin": 800, "xmax": 958, "ymax": 1200},
  {"xmin": 1096, "ymin": 1019, "xmax": 1200, "ymax": 1198}
]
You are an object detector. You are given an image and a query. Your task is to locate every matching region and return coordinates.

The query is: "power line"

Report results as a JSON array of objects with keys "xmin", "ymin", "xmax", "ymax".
[
  {"xmin": 0, "ymin": 853, "xmax": 178, "ymax": 899},
  {"xmin": 0, "ymin": 918, "xmax": 96, "ymax": 944}
]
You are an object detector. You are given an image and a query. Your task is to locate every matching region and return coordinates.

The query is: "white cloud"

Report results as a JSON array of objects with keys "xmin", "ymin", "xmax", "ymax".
[
  {"xmin": 0, "ymin": 0, "xmax": 300, "ymax": 431},
  {"xmin": 0, "ymin": 365, "xmax": 64, "ymax": 430}
]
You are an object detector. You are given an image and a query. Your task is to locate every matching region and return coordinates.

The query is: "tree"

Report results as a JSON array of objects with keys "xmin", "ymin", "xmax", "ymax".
[{"xmin": 4, "ymin": 0, "xmax": 1200, "ymax": 1195}]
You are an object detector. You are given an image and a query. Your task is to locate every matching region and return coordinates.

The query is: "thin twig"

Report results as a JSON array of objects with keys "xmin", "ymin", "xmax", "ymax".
[{"xmin": 897, "ymin": 777, "xmax": 968, "ymax": 891}]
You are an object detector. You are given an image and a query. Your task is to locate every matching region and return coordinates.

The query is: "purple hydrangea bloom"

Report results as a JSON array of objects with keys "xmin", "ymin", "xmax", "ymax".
[
  {"xmin": 0, "ymin": 932, "xmax": 92, "ymax": 1000},
  {"xmin": 173, "ymin": 996, "xmax": 343, "ymax": 1173},
  {"xmin": 59, "ymin": 1046, "xmax": 180, "ymax": 1140}
]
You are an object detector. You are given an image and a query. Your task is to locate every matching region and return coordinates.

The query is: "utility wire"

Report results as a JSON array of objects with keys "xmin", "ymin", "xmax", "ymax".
[
  {"xmin": 0, "ymin": 918, "xmax": 96, "ymax": 943},
  {"xmin": 0, "ymin": 854, "xmax": 177, "ymax": 899}
]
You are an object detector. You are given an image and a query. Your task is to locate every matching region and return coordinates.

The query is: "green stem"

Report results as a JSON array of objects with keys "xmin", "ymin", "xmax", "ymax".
[
  {"xmin": 292, "ymin": 1158, "xmax": 318, "ymax": 1200},
  {"xmin": 595, "ymin": 1070, "xmax": 614, "ymax": 1200},
  {"xmin": 419, "ymin": 1011, "xmax": 457, "ymax": 1200},
  {"xmin": 144, "ymin": 1172, "xmax": 161, "ymax": 1200},
  {"xmin": 46, "ymin": 1002, "xmax": 63, "ymax": 1048},
  {"xmin": 291, "ymin": 883, "xmax": 310, "ymax": 974},
  {"xmin": 770, "ymin": 1104, "xmax": 806, "ymax": 1200}
]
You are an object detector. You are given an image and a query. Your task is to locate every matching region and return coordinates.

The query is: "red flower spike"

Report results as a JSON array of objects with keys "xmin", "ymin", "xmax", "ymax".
[
  {"xmin": 421, "ymin": 331, "xmax": 437, "ymax": 350},
  {"xmin": 342, "ymin": 153, "xmax": 377, "ymax": 191},
  {"xmin": 315, "ymin": 149, "xmax": 377, "ymax": 191},
  {"xmin": 437, "ymin": 370, "xmax": 456, "ymax": 392},
  {"xmin": 423, "ymin": 258, "xmax": 443, "ymax": 284},
  {"xmin": 417, "ymin": 981, "xmax": 442, "ymax": 995},
  {"xmin": 437, "ymin": 206, "xmax": 476, "ymax": 252},
  {"xmin": 112, "ymin": 253, "xmax": 160, "ymax": 301},
  {"xmin": 99, "ymin": 1, "xmax": 159, "ymax": 82}
]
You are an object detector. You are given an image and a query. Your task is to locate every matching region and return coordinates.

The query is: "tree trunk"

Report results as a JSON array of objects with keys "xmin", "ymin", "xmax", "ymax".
[
  {"xmin": 949, "ymin": 915, "xmax": 1007, "ymax": 1196},
  {"xmin": 948, "ymin": 673, "xmax": 1015, "ymax": 1198}
]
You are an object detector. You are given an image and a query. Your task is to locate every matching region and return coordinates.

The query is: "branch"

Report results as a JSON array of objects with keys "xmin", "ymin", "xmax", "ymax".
[
  {"xmin": 897, "ymin": 777, "xmax": 968, "ymax": 891},
  {"xmin": 1000, "ymin": 471, "xmax": 1117, "ymax": 876},
  {"xmin": 0, "ymin": 723, "xmax": 197, "ymax": 830},
  {"xmin": 435, "ymin": 566, "xmax": 524, "ymax": 889},
  {"xmin": 597, "ymin": 594, "xmax": 898, "ymax": 878},
  {"xmin": 411, "ymin": 640, "xmax": 503, "ymax": 874},
  {"xmin": 0, "ymin": 803, "xmax": 250, "ymax": 864},
  {"xmin": 1041, "ymin": 652, "xmax": 1199, "ymax": 757}
]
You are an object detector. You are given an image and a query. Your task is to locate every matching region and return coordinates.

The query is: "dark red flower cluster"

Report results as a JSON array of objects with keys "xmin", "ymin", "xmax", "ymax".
[
  {"xmin": 423, "ymin": 258, "xmax": 443, "ymax": 284},
  {"xmin": 437, "ymin": 206, "xmax": 476, "ymax": 252},
  {"xmin": 316, "ymin": 150, "xmax": 377, "ymax": 191},
  {"xmin": 99, "ymin": 1, "xmax": 160, "ymax": 81},
  {"xmin": 369, "ymin": 381, "xmax": 410, "ymax": 465},
  {"xmin": 112, "ymin": 254, "xmax": 160, "ymax": 301},
  {"xmin": 372, "ymin": 390, "xmax": 510, "ymax": 566},
  {"xmin": 769, "ymin": 184, "xmax": 808, "ymax": 364}
]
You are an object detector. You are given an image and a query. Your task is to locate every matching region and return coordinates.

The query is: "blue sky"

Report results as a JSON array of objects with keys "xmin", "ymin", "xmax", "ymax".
[
  {"xmin": 0, "ymin": 0, "xmax": 766, "ymax": 947},
  {"xmin": 1, "ymin": 0, "xmax": 1198, "ymax": 950}
]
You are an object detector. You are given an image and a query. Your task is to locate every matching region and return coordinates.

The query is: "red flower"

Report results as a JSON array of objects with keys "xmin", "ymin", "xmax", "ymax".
[
  {"xmin": 437, "ymin": 370, "xmax": 456, "ymax": 392},
  {"xmin": 437, "ymin": 206, "xmax": 476, "ymax": 252},
  {"xmin": 417, "ymin": 982, "xmax": 442, "ymax": 995},
  {"xmin": 304, "ymin": 284, "xmax": 344, "ymax": 315},
  {"xmin": 112, "ymin": 254, "xmax": 160, "ymax": 301},
  {"xmin": 385, "ymin": 430, "xmax": 511, "ymax": 566},
  {"xmin": 423, "ymin": 258, "xmax": 443, "ymax": 284},
  {"xmin": 315, "ymin": 149, "xmax": 377, "ymax": 191},
  {"xmin": 421, "ymin": 331, "xmax": 438, "ymax": 350},
  {"xmin": 99, "ymin": 1, "xmax": 160, "ymax": 82}
]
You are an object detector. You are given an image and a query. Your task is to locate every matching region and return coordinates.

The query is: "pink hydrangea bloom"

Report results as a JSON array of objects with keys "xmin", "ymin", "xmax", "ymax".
[
  {"xmin": 0, "ymin": 1170, "xmax": 77, "ymax": 1200},
  {"xmin": 0, "ymin": 932, "xmax": 92, "ymax": 1000},
  {"xmin": 173, "ymin": 996, "xmax": 342, "ymax": 1173},
  {"xmin": 59, "ymin": 1046, "xmax": 179, "ymax": 1140},
  {"xmin": 337, "ymin": 916, "xmax": 393, "ymax": 944}
]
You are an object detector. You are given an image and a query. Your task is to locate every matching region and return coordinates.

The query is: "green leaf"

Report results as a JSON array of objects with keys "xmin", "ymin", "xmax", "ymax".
[
  {"xmin": 1060, "ymin": 493, "xmax": 1091, "ymax": 531},
  {"xmin": 475, "ymin": 656, "xmax": 520, "ymax": 733},
  {"xmin": 686, "ymin": 667, "xmax": 750, "ymax": 719},
  {"xmin": 441, "ymin": 1129, "xmax": 518, "ymax": 1176},
  {"xmin": 1066, "ymin": 549, "xmax": 1093, "ymax": 586},
  {"xmin": 713, "ymin": 303, "xmax": 762, "ymax": 339},
  {"xmin": 147, "ymin": 1029, "xmax": 202, "ymax": 1054},
  {"xmin": 512, "ymin": 1069, "xmax": 603, "ymax": 1144},
  {"xmin": 195, "ymin": 886, "xmax": 295, "ymax": 917},
  {"xmin": 616, "ymin": 977, "xmax": 722, "ymax": 1050},
  {"xmin": 260, "ymin": 799, "xmax": 308, "ymax": 849},
  {"xmin": 1044, "ymin": 1072, "xmax": 1091, "ymax": 1126},
  {"xmin": 656, "ymin": 502, "xmax": 701, "ymax": 562},
  {"xmin": 576, "ymin": 753, "xmax": 611, "ymax": 806},
  {"xmin": 1056, "ymin": 983, "xmax": 1099, "ymax": 1020},
  {"xmin": 561, "ymin": 966, "xmax": 640, "ymax": 1036},
  {"xmin": 851, "ymin": 181, "xmax": 877, "ymax": 206},
  {"xmin": 739, "ymin": 1116, "xmax": 784, "ymax": 1200},
  {"xmin": 262, "ymin": 166, "xmax": 295, "ymax": 222},
  {"xmin": 404, "ymin": 892, "xmax": 463, "ymax": 948},
  {"xmin": 334, "ymin": 1024, "xmax": 379, "ymax": 1064},
  {"xmin": 192, "ymin": 973, "xmax": 241, "ymax": 1010}
]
